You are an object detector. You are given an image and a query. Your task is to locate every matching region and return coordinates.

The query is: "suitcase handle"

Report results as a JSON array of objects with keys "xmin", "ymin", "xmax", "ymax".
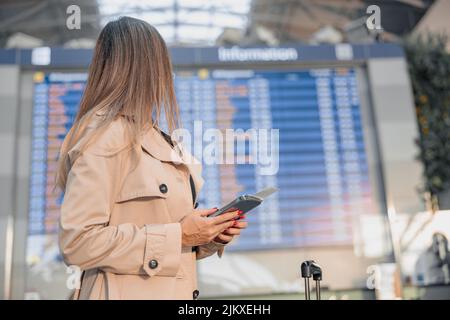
[{"xmin": 301, "ymin": 260, "xmax": 323, "ymax": 300}]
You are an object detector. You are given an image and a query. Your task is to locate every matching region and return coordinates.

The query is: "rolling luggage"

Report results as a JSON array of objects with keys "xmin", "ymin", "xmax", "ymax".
[{"xmin": 301, "ymin": 260, "xmax": 323, "ymax": 300}]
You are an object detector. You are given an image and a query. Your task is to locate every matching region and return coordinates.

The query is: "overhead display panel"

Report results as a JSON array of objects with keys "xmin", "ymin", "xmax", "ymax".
[{"xmin": 28, "ymin": 67, "xmax": 374, "ymax": 258}]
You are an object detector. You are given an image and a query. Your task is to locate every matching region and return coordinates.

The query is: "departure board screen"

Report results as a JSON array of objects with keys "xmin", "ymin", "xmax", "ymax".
[{"xmin": 28, "ymin": 67, "xmax": 376, "ymax": 259}]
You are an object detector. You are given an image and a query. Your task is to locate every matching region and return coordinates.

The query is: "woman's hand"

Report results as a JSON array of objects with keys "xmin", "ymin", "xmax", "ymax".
[
  {"xmin": 214, "ymin": 214, "xmax": 248, "ymax": 244},
  {"xmin": 180, "ymin": 208, "xmax": 239, "ymax": 247}
]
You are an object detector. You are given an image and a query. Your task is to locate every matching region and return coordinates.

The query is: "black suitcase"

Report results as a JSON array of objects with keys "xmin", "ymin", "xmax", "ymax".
[{"xmin": 301, "ymin": 260, "xmax": 323, "ymax": 300}]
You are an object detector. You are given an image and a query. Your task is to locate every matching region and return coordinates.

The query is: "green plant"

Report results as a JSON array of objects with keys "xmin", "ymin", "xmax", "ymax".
[{"xmin": 404, "ymin": 34, "xmax": 450, "ymax": 201}]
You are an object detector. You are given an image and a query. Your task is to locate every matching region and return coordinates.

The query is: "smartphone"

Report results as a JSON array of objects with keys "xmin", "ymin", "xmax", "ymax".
[{"xmin": 208, "ymin": 187, "xmax": 278, "ymax": 218}]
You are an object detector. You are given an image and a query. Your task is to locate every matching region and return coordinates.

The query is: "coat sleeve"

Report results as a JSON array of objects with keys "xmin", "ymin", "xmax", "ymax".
[
  {"xmin": 59, "ymin": 149, "xmax": 182, "ymax": 277},
  {"xmin": 196, "ymin": 241, "xmax": 226, "ymax": 260}
]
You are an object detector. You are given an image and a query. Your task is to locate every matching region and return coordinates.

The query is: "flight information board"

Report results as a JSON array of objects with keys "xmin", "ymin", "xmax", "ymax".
[{"xmin": 28, "ymin": 67, "xmax": 375, "ymax": 254}]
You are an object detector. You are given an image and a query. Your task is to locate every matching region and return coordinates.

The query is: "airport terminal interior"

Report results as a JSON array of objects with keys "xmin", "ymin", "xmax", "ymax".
[{"xmin": 0, "ymin": 0, "xmax": 449, "ymax": 300}]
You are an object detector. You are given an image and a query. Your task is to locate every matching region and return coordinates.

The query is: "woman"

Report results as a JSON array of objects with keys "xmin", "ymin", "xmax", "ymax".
[{"xmin": 57, "ymin": 16, "xmax": 247, "ymax": 300}]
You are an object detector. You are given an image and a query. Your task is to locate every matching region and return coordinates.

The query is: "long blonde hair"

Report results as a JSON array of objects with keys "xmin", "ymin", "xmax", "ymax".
[{"xmin": 56, "ymin": 16, "xmax": 179, "ymax": 191}]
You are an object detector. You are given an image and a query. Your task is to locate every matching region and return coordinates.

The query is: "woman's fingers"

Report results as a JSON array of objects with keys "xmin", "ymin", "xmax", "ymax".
[
  {"xmin": 195, "ymin": 208, "xmax": 218, "ymax": 217},
  {"xmin": 211, "ymin": 210, "xmax": 239, "ymax": 225},
  {"xmin": 216, "ymin": 233, "xmax": 233, "ymax": 243},
  {"xmin": 213, "ymin": 220, "xmax": 235, "ymax": 235},
  {"xmin": 223, "ymin": 227, "xmax": 241, "ymax": 236},
  {"xmin": 233, "ymin": 221, "xmax": 248, "ymax": 229},
  {"xmin": 183, "ymin": 208, "xmax": 248, "ymax": 247}
]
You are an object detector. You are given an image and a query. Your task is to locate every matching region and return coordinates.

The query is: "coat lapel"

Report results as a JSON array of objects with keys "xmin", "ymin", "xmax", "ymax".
[
  {"xmin": 180, "ymin": 149, "xmax": 205, "ymax": 197},
  {"xmin": 140, "ymin": 126, "xmax": 204, "ymax": 198},
  {"xmin": 140, "ymin": 126, "xmax": 182, "ymax": 163}
]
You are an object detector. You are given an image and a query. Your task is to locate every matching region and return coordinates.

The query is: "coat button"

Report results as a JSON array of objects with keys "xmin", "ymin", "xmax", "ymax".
[
  {"xmin": 159, "ymin": 184, "xmax": 168, "ymax": 194},
  {"xmin": 193, "ymin": 289, "xmax": 199, "ymax": 300},
  {"xmin": 148, "ymin": 259, "xmax": 158, "ymax": 269},
  {"xmin": 194, "ymin": 202, "xmax": 199, "ymax": 209}
]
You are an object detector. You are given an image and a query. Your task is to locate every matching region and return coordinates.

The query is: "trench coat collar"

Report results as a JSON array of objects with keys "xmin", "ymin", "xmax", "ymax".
[
  {"xmin": 93, "ymin": 110, "xmax": 205, "ymax": 194},
  {"xmin": 140, "ymin": 126, "xmax": 182, "ymax": 163},
  {"xmin": 141, "ymin": 125, "xmax": 205, "ymax": 194}
]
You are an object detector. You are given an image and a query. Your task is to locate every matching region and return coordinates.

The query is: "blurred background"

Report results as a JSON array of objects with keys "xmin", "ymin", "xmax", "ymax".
[{"xmin": 0, "ymin": 0, "xmax": 449, "ymax": 300}]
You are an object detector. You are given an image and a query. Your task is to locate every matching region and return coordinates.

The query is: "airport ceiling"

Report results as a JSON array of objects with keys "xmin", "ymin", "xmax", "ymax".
[
  {"xmin": 0, "ymin": 0, "xmax": 101, "ymax": 47},
  {"xmin": 0, "ymin": 0, "xmax": 437, "ymax": 48}
]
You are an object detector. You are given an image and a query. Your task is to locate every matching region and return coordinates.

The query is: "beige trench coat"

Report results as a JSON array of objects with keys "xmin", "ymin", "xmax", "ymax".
[{"xmin": 59, "ymin": 114, "xmax": 225, "ymax": 300}]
